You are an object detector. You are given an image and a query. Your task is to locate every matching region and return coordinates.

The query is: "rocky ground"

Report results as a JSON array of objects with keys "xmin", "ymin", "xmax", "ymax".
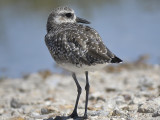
[{"xmin": 0, "ymin": 62, "xmax": 160, "ymax": 120}]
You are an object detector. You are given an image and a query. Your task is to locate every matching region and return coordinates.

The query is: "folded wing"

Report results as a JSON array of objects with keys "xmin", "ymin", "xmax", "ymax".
[{"xmin": 45, "ymin": 25, "xmax": 122, "ymax": 66}]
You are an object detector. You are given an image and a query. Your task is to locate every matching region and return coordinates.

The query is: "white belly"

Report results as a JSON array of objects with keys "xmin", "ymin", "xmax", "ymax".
[{"xmin": 58, "ymin": 63, "xmax": 108, "ymax": 73}]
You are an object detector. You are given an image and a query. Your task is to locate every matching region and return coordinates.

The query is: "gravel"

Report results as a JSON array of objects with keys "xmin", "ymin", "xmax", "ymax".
[{"xmin": 0, "ymin": 63, "xmax": 160, "ymax": 120}]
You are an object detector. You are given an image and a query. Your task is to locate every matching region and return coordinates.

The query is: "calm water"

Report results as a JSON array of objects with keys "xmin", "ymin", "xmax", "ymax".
[{"xmin": 0, "ymin": 0, "xmax": 160, "ymax": 78}]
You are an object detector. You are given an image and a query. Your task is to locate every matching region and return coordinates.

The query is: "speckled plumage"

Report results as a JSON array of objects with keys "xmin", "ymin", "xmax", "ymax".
[
  {"xmin": 45, "ymin": 7, "xmax": 122, "ymax": 73},
  {"xmin": 45, "ymin": 6, "xmax": 122, "ymax": 119}
]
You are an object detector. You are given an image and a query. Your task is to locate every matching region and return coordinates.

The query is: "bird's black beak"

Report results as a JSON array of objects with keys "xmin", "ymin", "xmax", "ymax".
[{"xmin": 76, "ymin": 17, "xmax": 90, "ymax": 24}]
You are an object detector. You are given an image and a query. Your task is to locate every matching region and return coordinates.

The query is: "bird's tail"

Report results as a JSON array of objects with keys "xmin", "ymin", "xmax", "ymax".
[{"xmin": 111, "ymin": 56, "xmax": 122, "ymax": 63}]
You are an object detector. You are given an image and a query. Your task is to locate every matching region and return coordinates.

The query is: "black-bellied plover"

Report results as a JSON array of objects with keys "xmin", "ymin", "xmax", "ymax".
[{"xmin": 45, "ymin": 6, "xmax": 122, "ymax": 119}]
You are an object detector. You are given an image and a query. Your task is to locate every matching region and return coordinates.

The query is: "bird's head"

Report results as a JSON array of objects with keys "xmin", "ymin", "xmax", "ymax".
[{"xmin": 47, "ymin": 6, "xmax": 90, "ymax": 32}]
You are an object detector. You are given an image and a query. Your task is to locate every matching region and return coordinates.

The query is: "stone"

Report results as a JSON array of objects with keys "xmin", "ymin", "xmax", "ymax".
[
  {"xmin": 10, "ymin": 98, "xmax": 22, "ymax": 108},
  {"xmin": 152, "ymin": 108, "xmax": 160, "ymax": 117}
]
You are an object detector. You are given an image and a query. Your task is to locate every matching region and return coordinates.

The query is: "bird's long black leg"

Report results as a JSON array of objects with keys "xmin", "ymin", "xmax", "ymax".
[
  {"xmin": 69, "ymin": 73, "xmax": 82, "ymax": 118},
  {"xmin": 84, "ymin": 71, "xmax": 90, "ymax": 119}
]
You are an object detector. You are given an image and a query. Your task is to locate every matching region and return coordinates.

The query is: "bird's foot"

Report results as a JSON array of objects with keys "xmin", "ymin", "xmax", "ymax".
[
  {"xmin": 44, "ymin": 114, "xmax": 87, "ymax": 120},
  {"xmin": 69, "ymin": 111, "xmax": 78, "ymax": 118},
  {"xmin": 83, "ymin": 114, "xmax": 88, "ymax": 119},
  {"xmin": 69, "ymin": 112, "xmax": 88, "ymax": 120}
]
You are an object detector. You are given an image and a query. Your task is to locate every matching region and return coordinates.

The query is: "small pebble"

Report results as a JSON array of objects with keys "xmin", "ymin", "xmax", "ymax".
[
  {"xmin": 122, "ymin": 94, "xmax": 131, "ymax": 101},
  {"xmin": 112, "ymin": 108, "xmax": 124, "ymax": 116},
  {"xmin": 0, "ymin": 109, "xmax": 4, "ymax": 115},
  {"xmin": 105, "ymin": 87, "xmax": 117, "ymax": 92},
  {"xmin": 41, "ymin": 108, "xmax": 49, "ymax": 114},
  {"xmin": 11, "ymin": 117, "xmax": 25, "ymax": 120},
  {"xmin": 138, "ymin": 104, "xmax": 155, "ymax": 113},
  {"xmin": 10, "ymin": 98, "xmax": 22, "ymax": 108},
  {"xmin": 152, "ymin": 108, "xmax": 160, "ymax": 117}
]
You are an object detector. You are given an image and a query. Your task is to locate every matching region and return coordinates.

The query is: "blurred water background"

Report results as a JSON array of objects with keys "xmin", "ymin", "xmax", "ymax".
[{"xmin": 0, "ymin": 0, "xmax": 160, "ymax": 78}]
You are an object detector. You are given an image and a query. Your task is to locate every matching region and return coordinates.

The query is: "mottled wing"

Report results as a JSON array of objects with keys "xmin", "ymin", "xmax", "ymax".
[
  {"xmin": 77, "ymin": 25, "xmax": 122, "ymax": 65},
  {"xmin": 45, "ymin": 25, "xmax": 122, "ymax": 66}
]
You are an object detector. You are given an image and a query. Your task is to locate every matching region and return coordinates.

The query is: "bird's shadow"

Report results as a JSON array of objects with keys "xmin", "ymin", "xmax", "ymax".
[{"xmin": 44, "ymin": 116, "xmax": 84, "ymax": 120}]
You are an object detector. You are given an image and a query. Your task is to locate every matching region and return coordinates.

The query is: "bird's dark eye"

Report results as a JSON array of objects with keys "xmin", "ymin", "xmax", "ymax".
[{"xmin": 65, "ymin": 13, "xmax": 72, "ymax": 18}]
